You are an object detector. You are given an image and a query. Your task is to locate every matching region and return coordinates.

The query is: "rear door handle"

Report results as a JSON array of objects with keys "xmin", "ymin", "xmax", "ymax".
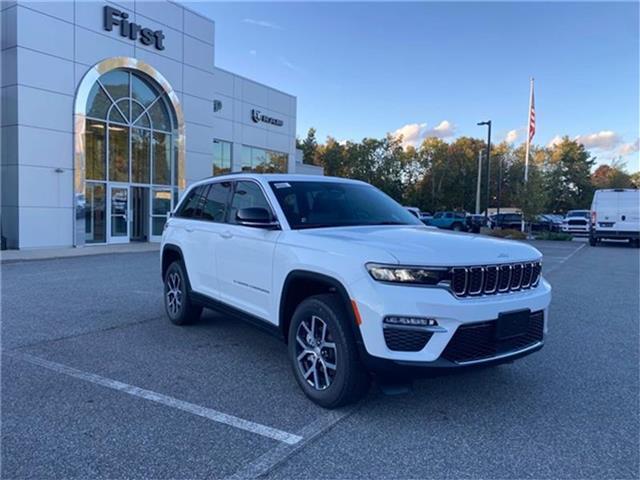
[{"xmin": 220, "ymin": 231, "xmax": 233, "ymax": 239}]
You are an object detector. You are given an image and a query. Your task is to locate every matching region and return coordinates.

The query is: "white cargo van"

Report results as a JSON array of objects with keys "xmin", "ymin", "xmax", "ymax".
[{"xmin": 589, "ymin": 189, "xmax": 640, "ymax": 246}]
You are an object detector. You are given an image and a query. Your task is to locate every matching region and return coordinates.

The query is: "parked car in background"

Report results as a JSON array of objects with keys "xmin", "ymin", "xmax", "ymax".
[
  {"xmin": 428, "ymin": 211, "xmax": 468, "ymax": 231},
  {"xmin": 420, "ymin": 212, "xmax": 433, "ymax": 225},
  {"xmin": 562, "ymin": 210, "xmax": 590, "ymax": 235},
  {"xmin": 590, "ymin": 189, "xmax": 640, "ymax": 247},
  {"xmin": 466, "ymin": 214, "xmax": 488, "ymax": 233},
  {"xmin": 490, "ymin": 213, "xmax": 523, "ymax": 230},
  {"xmin": 531, "ymin": 214, "xmax": 563, "ymax": 232}
]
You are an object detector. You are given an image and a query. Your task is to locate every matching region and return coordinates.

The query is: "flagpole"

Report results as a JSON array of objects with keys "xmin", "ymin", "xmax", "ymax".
[
  {"xmin": 524, "ymin": 77, "xmax": 534, "ymax": 183},
  {"xmin": 522, "ymin": 77, "xmax": 534, "ymax": 233}
]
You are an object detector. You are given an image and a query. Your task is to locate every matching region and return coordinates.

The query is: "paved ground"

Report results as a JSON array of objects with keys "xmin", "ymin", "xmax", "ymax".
[{"xmin": 1, "ymin": 240, "xmax": 638, "ymax": 479}]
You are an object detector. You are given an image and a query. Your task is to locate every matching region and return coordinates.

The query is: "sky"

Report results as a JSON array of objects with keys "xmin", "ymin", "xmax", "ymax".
[{"xmin": 185, "ymin": 1, "xmax": 640, "ymax": 171}]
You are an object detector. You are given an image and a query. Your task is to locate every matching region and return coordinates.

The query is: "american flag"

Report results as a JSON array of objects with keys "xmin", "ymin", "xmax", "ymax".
[{"xmin": 528, "ymin": 85, "xmax": 536, "ymax": 142}]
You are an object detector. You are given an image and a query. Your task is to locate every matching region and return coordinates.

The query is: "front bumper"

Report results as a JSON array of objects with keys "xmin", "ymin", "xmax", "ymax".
[
  {"xmin": 592, "ymin": 229, "xmax": 639, "ymax": 240},
  {"xmin": 348, "ymin": 275, "xmax": 552, "ymax": 369},
  {"xmin": 361, "ymin": 341, "xmax": 545, "ymax": 377},
  {"xmin": 562, "ymin": 224, "xmax": 589, "ymax": 233}
]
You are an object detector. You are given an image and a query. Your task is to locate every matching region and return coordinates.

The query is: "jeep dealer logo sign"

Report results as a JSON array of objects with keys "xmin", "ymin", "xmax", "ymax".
[{"xmin": 251, "ymin": 109, "xmax": 284, "ymax": 127}]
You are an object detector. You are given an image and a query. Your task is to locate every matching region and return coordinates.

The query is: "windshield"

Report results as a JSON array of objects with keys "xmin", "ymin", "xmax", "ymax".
[
  {"xmin": 567, "ymin": 211, "xmax": 589, "ymax": 218},
  {"xmin": 269, "ymin": 181, "xmax": 422, "ymax": 229}
]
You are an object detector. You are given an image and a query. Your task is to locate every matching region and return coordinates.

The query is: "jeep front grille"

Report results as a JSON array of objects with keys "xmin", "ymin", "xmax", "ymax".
[{"xmin": 450, "ymin": 261, "xmax": 541, "ymax": 297}]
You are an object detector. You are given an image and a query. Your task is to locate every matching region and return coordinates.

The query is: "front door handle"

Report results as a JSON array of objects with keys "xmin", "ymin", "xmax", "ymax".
[
  {"xmin": 220, "ymin": 231, "xmax": 233, "ymax": 239},
  {"xmin": 185, "ymin": 227, "xmax": 194, "ymax": 233}
]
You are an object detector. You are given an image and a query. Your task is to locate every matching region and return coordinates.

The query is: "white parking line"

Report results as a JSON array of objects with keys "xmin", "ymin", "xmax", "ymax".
[
  {"xmin": 544, "ymin": 243, "xmax": 586, "ymax": 274},
  {"xmin": 226, "ymin": 406, "xmax": 359, "ymax": 480},
  {"xmin": 13, "ymin": 352, "xmax": 302, "ymax": 445}
]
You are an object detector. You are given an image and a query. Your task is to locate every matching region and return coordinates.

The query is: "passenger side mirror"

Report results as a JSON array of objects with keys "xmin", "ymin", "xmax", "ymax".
[{"xmin": 236, "ymin": 207, "xmax": 279, "ymax": 229}]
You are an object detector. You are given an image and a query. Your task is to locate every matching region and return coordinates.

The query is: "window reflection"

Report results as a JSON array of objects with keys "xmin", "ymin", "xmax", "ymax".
[
  {"xmin": 86, "ymin": 120, "xmax": 106, "ymax": 180},
  {"xmin": 153, "ymin": 132, "xmax": 171, "ymax": 185},
  {"xmin": 213, "ymin": 139, "xmax": 232, "ymax": 176},
  {"xmin": 131, "ymin": 128, "xmax": 150, "ymax": 183},
  {"xmin": 108, "ymin": 125, "xmax": 129, "ymax": 182},
  {"xmin": 241, "ymin": 145, "xmax": 288, "ymax": 173}
]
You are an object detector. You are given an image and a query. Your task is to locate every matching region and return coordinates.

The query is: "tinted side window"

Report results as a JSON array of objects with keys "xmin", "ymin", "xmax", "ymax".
[
  {"xmin": 229, "ymin": 181, "xmax": 271, "ymax": 224},
  {"xmin": 201, "ymin": 182, "xmax": 231, "ymax": 222},
  {"xmin": 176, "ymin": 185, "xmax": 206, "ymax": 218}
]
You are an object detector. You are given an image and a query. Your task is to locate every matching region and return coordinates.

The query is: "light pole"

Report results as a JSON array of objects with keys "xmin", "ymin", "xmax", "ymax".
[
  {"xmin": 477, "ymin": 120, "xmax": 492, "ymax": 219},
  {"xmin": 475, "ymin": 150, "xmax": 483, "ymax": 215}
]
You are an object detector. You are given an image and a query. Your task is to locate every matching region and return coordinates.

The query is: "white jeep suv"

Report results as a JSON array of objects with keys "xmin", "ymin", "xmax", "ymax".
[{"xmin": 161, "ymin": 174, "xmax": 552, "ymax": 408}]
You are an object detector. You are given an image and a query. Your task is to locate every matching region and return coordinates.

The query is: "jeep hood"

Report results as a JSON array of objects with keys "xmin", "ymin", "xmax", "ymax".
[{"xmin": 301, "ymin": 225, "xmax": 541, "ymax": 266}]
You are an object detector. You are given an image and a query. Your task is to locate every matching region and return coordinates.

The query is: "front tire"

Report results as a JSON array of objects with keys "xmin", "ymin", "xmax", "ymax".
[
  {"xmin": 288, "ymin": 294, "xmax": 370, "ymax": 408},
  {"xmin": 164, "ymin": 261, "xmax": 202, "ymax": 325}
]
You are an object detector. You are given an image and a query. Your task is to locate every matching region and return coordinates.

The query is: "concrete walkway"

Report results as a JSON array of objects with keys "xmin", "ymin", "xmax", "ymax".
[{"xmin": 1, "ymin": 243, "xmax": 160, "ymax": 264}]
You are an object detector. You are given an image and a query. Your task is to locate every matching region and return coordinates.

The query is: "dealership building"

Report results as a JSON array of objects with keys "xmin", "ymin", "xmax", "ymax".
[{"xmin": 1, "ymin": 1, "xmax": 319, "ymax": 249}]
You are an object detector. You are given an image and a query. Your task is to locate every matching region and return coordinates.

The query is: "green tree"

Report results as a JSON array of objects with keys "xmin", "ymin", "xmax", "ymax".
[
  {"xmin": 300, "ymin": 128, "xmax": 319, "ymax": 165},
  {"xmin": 316, "ymin": 136, "xmax": 346, "ymax": 176},
  {"xmin": 543, "ymin": 137, "xmax": 595, "ymax": 211}
]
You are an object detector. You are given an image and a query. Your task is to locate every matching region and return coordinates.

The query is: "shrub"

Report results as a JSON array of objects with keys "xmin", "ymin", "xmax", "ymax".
[
  {"xmin": 487, "ymin": 229, "xmax": 527, "ymax": 240},
  {"xmin": 534, "ymin": 231, "xmax": 573, "ymax": 241}
]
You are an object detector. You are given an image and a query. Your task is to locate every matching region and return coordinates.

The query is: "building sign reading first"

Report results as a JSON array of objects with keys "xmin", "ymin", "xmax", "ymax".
[{"xmin": 104, "ymin": 6, "xmax": 165, "ymax": 51}]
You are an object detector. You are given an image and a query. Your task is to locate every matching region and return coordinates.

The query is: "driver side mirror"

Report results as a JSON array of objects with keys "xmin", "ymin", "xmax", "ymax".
[{"xmin": 236, "ymin": 207, "xmax": 280, "ymax": 229}]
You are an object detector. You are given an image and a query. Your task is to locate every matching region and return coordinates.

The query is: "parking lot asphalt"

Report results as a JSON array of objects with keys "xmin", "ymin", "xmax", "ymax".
[{"xmin": 2, "ymin": 239, "xmax": 638, "ymax": 479}]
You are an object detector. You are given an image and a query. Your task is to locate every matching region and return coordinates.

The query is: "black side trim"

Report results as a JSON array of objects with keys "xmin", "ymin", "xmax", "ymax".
[
  {"xmin": 161, "ymin": 244, "xmax": 184, "ymax": 279},
  {"xmin": 190, "ymin": 291, "xmax": 283, "ymax": 340},
  {"xmin": 279, "ymin": 270, "xmax": 366, "ymax": 353}
]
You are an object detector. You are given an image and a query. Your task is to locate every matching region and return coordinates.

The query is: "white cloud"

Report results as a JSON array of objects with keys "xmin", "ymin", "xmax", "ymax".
[
  {"xmin": 242, "ymin": 18, "xmax": 282, "ymax": 30},
  {"xmin": 547, "ymin": 131, "xmax": 625, "ymax": 151},
  {"xmin": 392, "ymin": 120, "xmax": 456, "ymax": 147},
  {"xmin": 574, "ymin": 130, "xmax": 622, "ymax": 150},
  {"xmin": 505, "ymin": 129, "xmax": 519, "ymax": 144},
  {"xmin": 618, "ymin": 139, "xmax": 639, "ymax": 156},
  {"xmin": 547, "ymin": 135, "xmax": 563, "ymax": 148}
]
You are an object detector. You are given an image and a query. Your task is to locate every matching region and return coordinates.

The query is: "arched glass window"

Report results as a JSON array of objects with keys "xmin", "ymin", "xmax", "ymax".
[
  {"xmin": 84, "ymin": 69, "xmax": 176, "ymax": 185},
  {"xmin": 83, "ymin": 68, "xmax": 179, "ymax": 244}
]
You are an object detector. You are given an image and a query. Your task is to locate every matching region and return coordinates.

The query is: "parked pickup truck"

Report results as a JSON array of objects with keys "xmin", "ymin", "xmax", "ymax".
[{"xmin": 161, "ymin": 174, "xmax": 551, "ymax": 408}]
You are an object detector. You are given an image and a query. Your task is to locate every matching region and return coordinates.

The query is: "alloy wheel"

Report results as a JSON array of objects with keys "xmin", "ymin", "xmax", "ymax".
[
  {"xmin": 295, "ymin": 315, "xmax": 338, "ymax": 390},
  {"xmin": 166, "ymin": 271, "xmax": 183, "ymax": 317}
]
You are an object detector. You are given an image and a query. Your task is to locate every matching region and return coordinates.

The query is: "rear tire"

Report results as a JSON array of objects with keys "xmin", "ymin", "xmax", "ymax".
[
  {"xmin": 288, "ymin": 294, "xmax": 370, "ymax": 408},
  {"xmin": 164, "ymin": 261, "xmax": 202, "ymax": 325},
  {"xmin": 451, "ymin": 222, "xmax": 463, "ymax": 232}
]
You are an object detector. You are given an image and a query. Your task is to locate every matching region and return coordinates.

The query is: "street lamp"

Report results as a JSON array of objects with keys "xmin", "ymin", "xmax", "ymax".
[{"xmin": 477, "ymin": 120, "xmax": 492, "ymax": 219}]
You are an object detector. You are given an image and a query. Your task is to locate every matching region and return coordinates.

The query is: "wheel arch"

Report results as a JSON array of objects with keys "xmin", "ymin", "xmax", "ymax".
[
  {"xmin": 161, "ymin": 244, "xmax": 184, "ymax": 280},
  {"xmin": 279, "ymin": 270, "xmax": 364, "ymax": 348}
]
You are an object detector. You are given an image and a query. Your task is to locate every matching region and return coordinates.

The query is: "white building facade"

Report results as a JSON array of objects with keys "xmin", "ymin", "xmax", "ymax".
[{"xmin": 1, "ymin": 1, "xmax": 316, "ymax": 249}]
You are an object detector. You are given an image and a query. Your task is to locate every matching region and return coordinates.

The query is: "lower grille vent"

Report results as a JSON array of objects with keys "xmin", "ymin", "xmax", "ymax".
[
  {"xmin": 383, "ymin": 327, "xmax": 433, "ymax": 352},
  {"xmin": 442, "ymin": 311, "xmax": 544, "ymax": 363}
]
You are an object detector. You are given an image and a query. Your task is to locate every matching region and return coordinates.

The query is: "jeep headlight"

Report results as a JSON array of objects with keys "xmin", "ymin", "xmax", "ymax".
[{"xmin": 366, "ymin": 264, "xmax": 449, "ymax": 285}]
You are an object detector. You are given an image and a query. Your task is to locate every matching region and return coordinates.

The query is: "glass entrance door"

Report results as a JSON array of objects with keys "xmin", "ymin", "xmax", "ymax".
[
  {"xmin": 108, "ymin": 185, "xmax": 130, "ymax": 243},
  {"xmin": 150, "ymin": 188, "xmax": 172, "ymax": 242}
]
